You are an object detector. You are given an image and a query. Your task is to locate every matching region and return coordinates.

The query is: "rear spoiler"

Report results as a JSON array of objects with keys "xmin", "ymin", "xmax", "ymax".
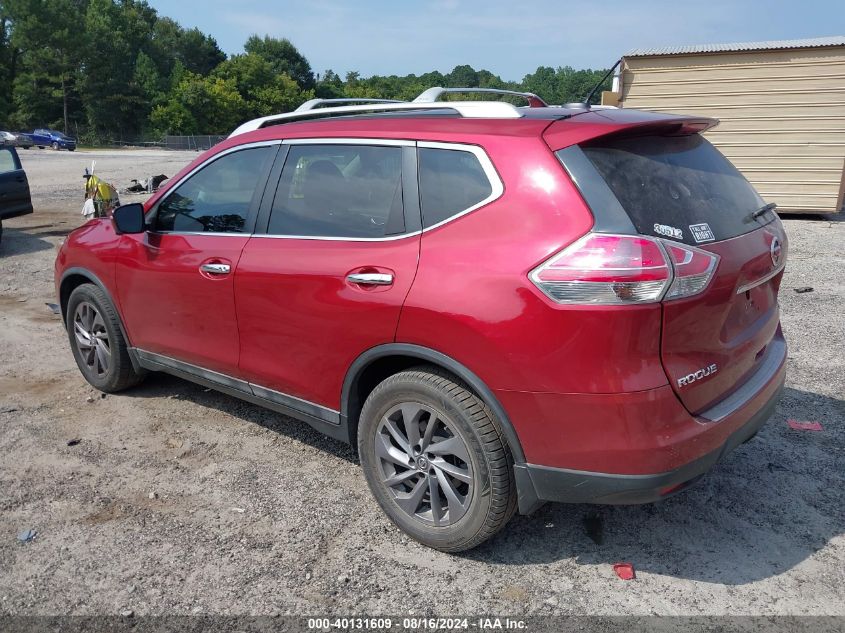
[{"xmin": 543, "ymin": 110, "xmax": 719, "ymax": 151}]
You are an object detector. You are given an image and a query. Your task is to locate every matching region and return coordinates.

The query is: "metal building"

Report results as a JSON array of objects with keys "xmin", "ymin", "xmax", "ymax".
[{"xmin": 615, "ymin": 36, "xmax": 845, "ymax": 214}]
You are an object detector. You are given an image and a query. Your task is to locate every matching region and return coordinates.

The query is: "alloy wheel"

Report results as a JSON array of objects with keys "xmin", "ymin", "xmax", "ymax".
[
  {"xmin": 375, "ymin": 402, "xmax": 474, "ymax": 526},
  {"xmin": 73, "ymin": 301, "xmax": 111, "ymax": 377}
]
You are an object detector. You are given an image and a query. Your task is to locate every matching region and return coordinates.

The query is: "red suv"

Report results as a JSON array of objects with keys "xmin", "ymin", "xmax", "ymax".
[{"xmin": 55, "ymin": 89, "xmax": 788, "ymax": 552}]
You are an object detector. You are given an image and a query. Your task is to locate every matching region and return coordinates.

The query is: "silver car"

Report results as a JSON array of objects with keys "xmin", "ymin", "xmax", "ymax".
[{"xmin": 0, "ymin": 131, "xmax": 33, "ymax": 149}]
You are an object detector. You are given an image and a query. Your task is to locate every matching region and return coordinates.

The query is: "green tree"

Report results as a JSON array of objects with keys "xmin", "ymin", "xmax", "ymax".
[
  {"xmin": 445, "ymin": 64, "xmax": 479, "ymax": 88},
  {"xmin": 213, "ymin": 52, "xmax": 313, "ymax": 119},
  {"xmin": 522, "ymin": 65, "xmax": 611, "ymax": 105},
  {"xmin": 168, "ymin": 59, "xmax": 188, "ymax": 90},
  {"xmin": 148, "ymin": 16, "xmax": 182, "ymax": 77},
  {"xmin": 149, "ymin": 100, "xmax": 194, "ymax": 135},
  {"xmin": 251, "ymin": 73, "xmax": 312, "ymax": 117},
  {"xmin": 178, "ymin": 27, "xmax": 225, "ymax": 75},
  {"xmin": 244, "ymin": 34, "xmax": 314, "ymax": 89},
  {"xmin": 0, "ymin": 0, "xmax": 615, "ymax": 142},
  {"xmin": 148, "ymin": 18, "xmax": 224, "ymax": 79},
  {"xmin": 134, "ymin": 50, "xmax": 163, "ymax": 104},
  {"xmin": 315, "ymin": 69, "xmax": 343, "ymax": 98},
  {"xmin": 5, "ymin": 0, "xmax": 86, "ymax": 132},
  {"xmin": 0, "ymin": 8, "xmax": 16, "ymax": 124},
  {"xmin": 152, "ymin": 72, "xmax": 245, "ymax": 135},
  {"xmin": 213, "ymin": 53, "xmax": 276, "ymax": 99},
  {"xmin": 82, "ymin": 0, "xmax": 157, "ymax": 139}
]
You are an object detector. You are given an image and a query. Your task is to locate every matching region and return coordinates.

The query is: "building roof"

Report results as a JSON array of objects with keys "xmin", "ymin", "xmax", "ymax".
[{"xmin": 625, "ymin": 35, "xmax": 845, "ymax": 57}]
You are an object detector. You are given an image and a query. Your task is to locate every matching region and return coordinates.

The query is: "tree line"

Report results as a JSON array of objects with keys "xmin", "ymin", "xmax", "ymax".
[{"xmin": 0, "ymin": 0, "xmax": 612, "ymax": 143}]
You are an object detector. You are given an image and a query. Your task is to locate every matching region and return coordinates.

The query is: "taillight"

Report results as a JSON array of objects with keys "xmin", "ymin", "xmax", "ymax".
[
  {"xmin": 529, "ymin": 234, "xmax": 670, "ymax": 304},
  {"xmin": 663, "ymin": 242, "xmax": 720, "ymax": 300},
  {"xmin": 529, "ymin": 233, "xmax": 719, "ymax": 305}
]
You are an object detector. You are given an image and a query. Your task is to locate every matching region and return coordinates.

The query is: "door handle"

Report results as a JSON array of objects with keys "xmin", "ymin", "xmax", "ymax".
[
  {"xmin": 199, "ymin": 262, "xmax": 231, "ymax": 275},
  {"xmin": 346, "ymin": 272, "xmax": 393, "ymax": 286}
]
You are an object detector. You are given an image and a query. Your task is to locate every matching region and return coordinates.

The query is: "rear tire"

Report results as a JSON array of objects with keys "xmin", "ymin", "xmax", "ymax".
[
  {"xmin": 358, "ymin": 367, "xmax": 517, "ymax": 552},
  {"xmin": 66, "ymin": 283, "xmax": 145, "ymax": 393}
]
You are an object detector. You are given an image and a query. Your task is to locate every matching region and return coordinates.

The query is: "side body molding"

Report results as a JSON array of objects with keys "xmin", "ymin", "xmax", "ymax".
[{"xmin": 133, "ymin": 349, "xmax": 348, "ymax": 443}]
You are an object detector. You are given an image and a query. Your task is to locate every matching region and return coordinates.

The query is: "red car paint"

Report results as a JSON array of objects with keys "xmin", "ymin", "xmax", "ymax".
[
  {"xmin": 234, "ymin": 237, "xmax": 420, "ymax": 406},
  {"xmin": 55, "ymin": 106, "xmax": 787, "ymax": 491},
  {"xmin": 115, "ymin": 233, "xmax": 249, "ymax": 374}
]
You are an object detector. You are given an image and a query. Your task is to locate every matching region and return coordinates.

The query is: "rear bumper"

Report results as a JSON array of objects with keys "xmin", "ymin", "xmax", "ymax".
[
  {"xmin": 514, "ymin": 383, "xmax": 780, "ymax": 513},
  {"xmin": 508, "ymin": 334, "xmax": 786, "ymax": 514}
]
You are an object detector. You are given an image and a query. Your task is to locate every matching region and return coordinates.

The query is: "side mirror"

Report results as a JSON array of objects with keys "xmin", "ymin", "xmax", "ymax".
[{"xmin": 112, "ymin": 203, "xmax": 146, "ymax": 234}]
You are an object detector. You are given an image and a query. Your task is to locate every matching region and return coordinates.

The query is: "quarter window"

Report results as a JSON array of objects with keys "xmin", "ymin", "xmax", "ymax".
[
  {"xmin": 154, "ymin": 146, "xmax": 273, "ymax": 233},
  {"xmin": 268, "ymin": 144, "xmax": 404, "ymax": 238},
  {"xmin": 418, "ymin": 147, "xmax": 493, "ymax": 228}
]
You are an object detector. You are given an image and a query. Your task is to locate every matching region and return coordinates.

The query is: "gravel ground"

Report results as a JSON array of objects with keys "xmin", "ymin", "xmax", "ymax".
[{"xmin": 0, "ymin": 148, "xmax": 843, "ymax": 617}]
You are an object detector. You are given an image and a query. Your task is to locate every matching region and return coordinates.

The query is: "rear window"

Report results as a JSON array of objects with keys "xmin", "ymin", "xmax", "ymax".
[{"xmin": 579, "ymin": 134, "xmax": 766, "ymax": 245}]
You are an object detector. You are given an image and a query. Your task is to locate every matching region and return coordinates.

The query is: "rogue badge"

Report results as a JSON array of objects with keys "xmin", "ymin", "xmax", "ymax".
[{"xmin": 678, "ymin": 363, "xmax": 718, "ymax": 387}]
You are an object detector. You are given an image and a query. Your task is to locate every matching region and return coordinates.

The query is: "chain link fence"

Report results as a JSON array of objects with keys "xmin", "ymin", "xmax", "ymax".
[{"xmin": 163, "ymin": 135, "xmax": 226, "ymax": 151}]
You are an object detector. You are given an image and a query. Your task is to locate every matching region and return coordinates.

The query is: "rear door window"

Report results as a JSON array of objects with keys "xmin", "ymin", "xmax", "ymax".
[
  {"xmin": 578, "ymin": 134, "xmax": 767, "ymax": 245},
  {"xmin": 268, "ymin": 144, "xmax": 404, "ymax": 238}
]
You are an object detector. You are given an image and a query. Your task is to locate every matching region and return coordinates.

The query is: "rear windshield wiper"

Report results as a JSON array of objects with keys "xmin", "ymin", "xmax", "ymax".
[{"xmin": 751, "ymin": 202, "xmax": 777, "ymax": 220}]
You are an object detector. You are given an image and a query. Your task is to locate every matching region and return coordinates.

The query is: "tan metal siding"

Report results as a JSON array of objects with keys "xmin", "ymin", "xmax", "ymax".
[{"xmin": 621, "ymin": 47, "xmax": 845, "ymax": 213}]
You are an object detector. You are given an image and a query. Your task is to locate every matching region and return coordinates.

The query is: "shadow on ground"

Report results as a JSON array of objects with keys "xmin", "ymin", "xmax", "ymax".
[
  {"xmin": 124, "ymin": 372, "xmax": 358, "ymax": 464},
  {"xmin": 120, "ymin": 370, "xmax": 843, "ymax": 586},
  {"xmin": 470, "ymin": 386, "xmax": 843, "ymax": 584},
  {"xmin": 0, "ymin": 225, "xmax": 55, "ymax": 257}
]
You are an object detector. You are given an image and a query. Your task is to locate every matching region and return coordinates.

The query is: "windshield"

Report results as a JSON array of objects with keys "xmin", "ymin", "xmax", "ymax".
[{"xmin": 580, "ymin": 134, "xmax": 770, "ymax": 245}]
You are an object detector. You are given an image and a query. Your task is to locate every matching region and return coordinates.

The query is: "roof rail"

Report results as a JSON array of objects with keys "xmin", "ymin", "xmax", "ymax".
[
  {"xmin": 295, "ymin": 98, "xmax": 405, "ymax": 112},
  {"xmin": 414, "ymin": 87, "xmax": 548, "ymax": 108},
  {"xmin": 229, "ymin": 101, "xmax": 523, "ymax": 137}
]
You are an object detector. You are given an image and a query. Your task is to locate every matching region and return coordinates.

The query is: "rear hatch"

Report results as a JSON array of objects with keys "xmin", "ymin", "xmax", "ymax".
[{"xmin": 579, "ymin": 132, "xmax": 787, "ymax": 415}]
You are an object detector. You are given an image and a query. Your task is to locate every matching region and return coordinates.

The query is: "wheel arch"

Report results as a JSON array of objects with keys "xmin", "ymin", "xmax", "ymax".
[
  {"xmin": 60, "ymin": 267, "xmax": 141, "ymax": 372},
  {"xmin": 341, "ymin": 343, "xmax": 526, "ymax": 464}
]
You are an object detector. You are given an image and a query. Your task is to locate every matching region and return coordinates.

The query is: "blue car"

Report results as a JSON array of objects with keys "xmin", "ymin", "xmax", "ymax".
[{"xmin": 31, "ymin": 128, "xmax": 76, "ymax": 151}]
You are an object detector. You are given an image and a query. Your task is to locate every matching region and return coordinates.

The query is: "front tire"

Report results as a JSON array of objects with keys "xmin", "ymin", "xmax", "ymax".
[
  {"xmin": 358, "ymin": 368, "xmax": 517, "ymax": 552},
  {"xmin": 66, "ymin": 284, "xmax": 145, "ymax": 392}
]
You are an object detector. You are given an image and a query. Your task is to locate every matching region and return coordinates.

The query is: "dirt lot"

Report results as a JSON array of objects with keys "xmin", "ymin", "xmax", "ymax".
[{"xmin": 1, "ymin": 148, "xmax": 843, "ymax": 617}]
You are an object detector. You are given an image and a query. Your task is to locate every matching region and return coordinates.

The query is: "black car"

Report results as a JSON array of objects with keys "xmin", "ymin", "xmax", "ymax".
[{"xmin": 0, "ymin": 145, "xmax": 33, "ymax": 244}]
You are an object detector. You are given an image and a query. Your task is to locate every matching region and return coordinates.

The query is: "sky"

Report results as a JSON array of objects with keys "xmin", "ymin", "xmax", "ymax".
[{"xmin": 148, "ymin": 0, "xmax": 845, "ymax": 80}]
